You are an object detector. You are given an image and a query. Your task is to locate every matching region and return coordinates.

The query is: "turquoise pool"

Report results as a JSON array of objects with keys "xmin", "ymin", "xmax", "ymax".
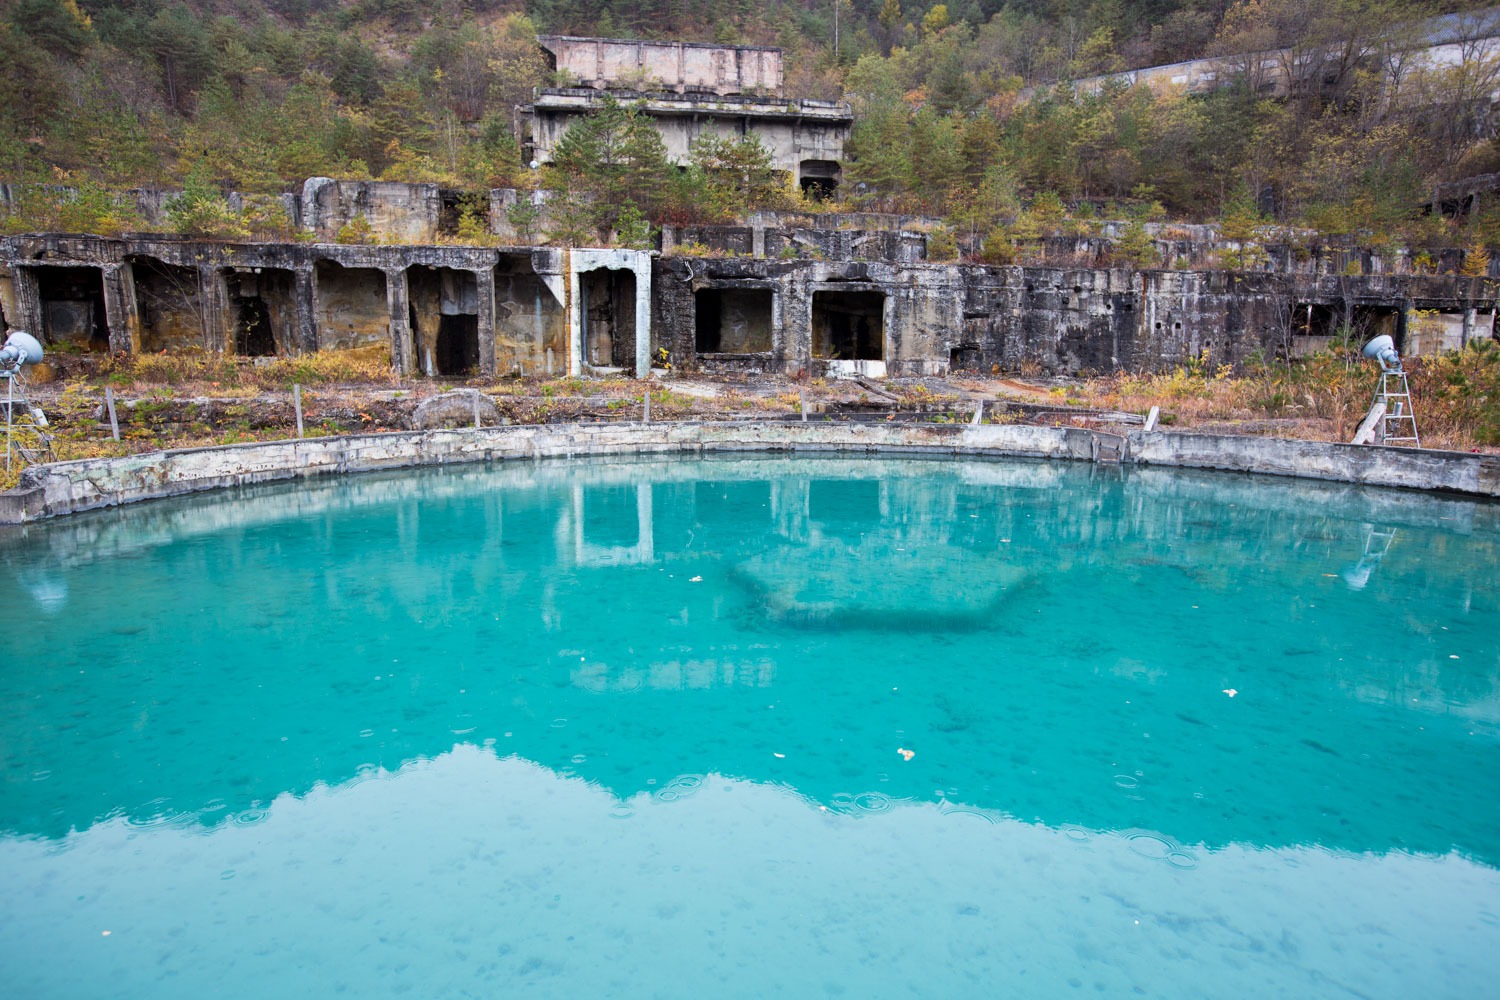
[{"xmin": 1, "ymin": 455, "xmax": 1497, "ymax": 998}]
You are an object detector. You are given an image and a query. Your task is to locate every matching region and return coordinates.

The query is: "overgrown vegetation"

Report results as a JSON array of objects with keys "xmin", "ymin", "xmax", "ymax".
[
  {"xmin": 2, "ymin": 0, "xmax": 1497, "ymax": 251},
  {"xmin": 1070, "ymin": 334, "xmax": 1500, "ymax": 450}
]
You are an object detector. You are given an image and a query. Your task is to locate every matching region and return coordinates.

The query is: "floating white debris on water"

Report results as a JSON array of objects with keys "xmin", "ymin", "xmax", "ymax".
[
  {"xmin": 897, "ymin": 747, "xmax": 915, "ymax": 761},
  {"xmin": 1223, "ymin": 689, "xmax": 1238, "ymax": 697}
]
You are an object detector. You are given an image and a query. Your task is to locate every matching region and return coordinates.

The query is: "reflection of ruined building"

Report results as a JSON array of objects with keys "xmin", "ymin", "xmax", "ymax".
[
  {"xmin": 525, "ymin": 36, "xmax": 853, "ymax": 198},
  {"xmin": 2, "ymin": 234, "xmax": 1497, "ymax": 379}
]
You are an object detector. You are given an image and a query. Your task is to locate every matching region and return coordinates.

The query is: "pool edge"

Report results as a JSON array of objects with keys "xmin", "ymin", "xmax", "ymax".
[{"xmin": 4, "ymin": 421, "xmax": 1498, "ymax": 523}]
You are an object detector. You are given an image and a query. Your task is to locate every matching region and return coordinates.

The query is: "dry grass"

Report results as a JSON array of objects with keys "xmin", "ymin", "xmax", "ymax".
[{"xmin": 1066, "ymin": 345, "xmax": 1500, "ymax": 453}]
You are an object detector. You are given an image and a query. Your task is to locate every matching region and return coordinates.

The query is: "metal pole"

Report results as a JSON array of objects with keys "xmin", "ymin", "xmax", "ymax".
[
  {"xmin": 105, "ymin": 386, "xmax": 120, "ymax": 441},
  {"xmin": 4, "ymin": 374, "xmax": 13, "ymax": 473},
  {"xmin": 293, "ymin": 383, "xmax": 304, "ymax": 439},
  {"xmin": 643, "ymin": 389, "xmax": 651, "ymax": 423}
]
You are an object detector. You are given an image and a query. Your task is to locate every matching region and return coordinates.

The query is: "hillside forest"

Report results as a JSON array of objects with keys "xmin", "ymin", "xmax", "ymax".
[{"xmin": 4, "ymin": 0, "xmax": 1500, "ymax": 251}]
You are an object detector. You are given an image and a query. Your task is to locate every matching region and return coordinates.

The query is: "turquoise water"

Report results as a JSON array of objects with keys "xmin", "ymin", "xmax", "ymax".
[{"xmin": 2, "ymin": 454, "xmax": 1498, "ymax": 998}]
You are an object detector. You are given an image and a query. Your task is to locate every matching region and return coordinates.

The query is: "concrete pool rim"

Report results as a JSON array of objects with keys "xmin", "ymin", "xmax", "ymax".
[{"xmin": 3, "ymin": 420, "xmax": 1498, "ymax": 524}]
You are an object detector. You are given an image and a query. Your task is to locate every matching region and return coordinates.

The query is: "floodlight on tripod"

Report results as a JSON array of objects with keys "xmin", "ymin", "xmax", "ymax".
[
  {"xmin": 2, "ymin": 330, "xmax": 50, "ymax": 472},
  {"xmin": 1361, "ymin": 334, "xmax": 1403, "ymax": 373},
  {"xmin": 1359, "ymin": 334, "xmax": 1420, "ymax": 448}
]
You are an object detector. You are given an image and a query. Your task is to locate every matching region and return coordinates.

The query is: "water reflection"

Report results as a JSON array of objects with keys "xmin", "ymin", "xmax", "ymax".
[{"xmin": 1, "ymin": 456, "xmax": 1497, "ymax": 869}]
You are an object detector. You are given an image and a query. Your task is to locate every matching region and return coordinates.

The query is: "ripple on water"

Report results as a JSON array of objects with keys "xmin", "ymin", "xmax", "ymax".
[
  {"xmin": 653, "ymin": 774, "xmax": 706, "ymax": 802},
  {"xmin": 231, "ymin": 807, "xmax": 267, "ymax": 827},
  {"xmin": 939, "ymin": 803, "xmax": 998, "ymax": 824},
  {"xmin": 1124, "ymin": 830, "xmax": 1199, "ymax": 869}
]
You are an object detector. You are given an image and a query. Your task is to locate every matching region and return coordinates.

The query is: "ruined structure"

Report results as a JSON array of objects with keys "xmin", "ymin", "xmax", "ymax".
[
  {"xmin": 526, "ymin": 37, "xmax": 853, "ymax": 197},
  {"xmin": 2, "ymin": 230, "xmax": 1494, "ymax": 381},
  {"xmin": 0, "ymin": 237, "xmax": 652, "ymax": 379}
]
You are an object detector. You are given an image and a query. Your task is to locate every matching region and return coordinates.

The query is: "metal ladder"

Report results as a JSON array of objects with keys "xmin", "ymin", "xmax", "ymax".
[{"xmin": 1376, "ymin": 370, "xmax": 1420, "ymax": 448}]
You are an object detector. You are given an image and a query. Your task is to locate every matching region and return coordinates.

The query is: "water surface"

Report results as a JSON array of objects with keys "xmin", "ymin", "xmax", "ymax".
[{"xmin": 2, "ymin": 455, "xmax": 1498, "ymax": 998}]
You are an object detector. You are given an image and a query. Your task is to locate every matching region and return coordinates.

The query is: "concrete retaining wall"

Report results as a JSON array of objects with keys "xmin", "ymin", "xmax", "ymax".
[{"xmin": 3, "ymin": 422, "xmax": 1497, "ymax": 524}]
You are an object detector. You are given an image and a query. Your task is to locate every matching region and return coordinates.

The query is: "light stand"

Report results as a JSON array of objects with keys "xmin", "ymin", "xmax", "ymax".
[{"xmin": 1359, "ymin": 335, "xmax": 1420, "ymax": 447}]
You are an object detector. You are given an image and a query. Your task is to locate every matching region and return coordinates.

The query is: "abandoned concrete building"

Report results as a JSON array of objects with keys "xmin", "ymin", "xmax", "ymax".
[
  {"xmin": 525, "ymin": 36, "xmax": 853, "ymax": 198},
  {"xmin": 2, "ymin": 227, "xmax": 1495, "ymax": 381}
]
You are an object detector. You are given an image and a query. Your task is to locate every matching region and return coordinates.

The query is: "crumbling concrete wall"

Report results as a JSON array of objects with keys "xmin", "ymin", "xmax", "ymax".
[
  {"xmin": 302, "ymin": 179, "xmax": 442, "ymax": 244},
  {"xmin": 538, "ymin": 36, "xmax": 783, "ymax": 95},
  {"xmin": 528, "ymin": 92, "xmax": 852, "ymax": 189},
  {"xmin": 658, "ymin": 255, "xmax": 1500, "ymax": 377},
  {"xmin": 2, "ymin": 234, "xmax": 1495, "ymax": 380}
]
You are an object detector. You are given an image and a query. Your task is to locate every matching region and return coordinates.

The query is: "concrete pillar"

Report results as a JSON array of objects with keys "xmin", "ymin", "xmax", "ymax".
[
  {"xmin": 294, "ymin": 266, "xmax": 318, "ymax": 354},
  {"xmin": 100, "ymin": 264, "xmax": 133, "ymax": 353},
  {"xmin": 386, "ymin": 267, "xmax": 415, "ymax": 375},
  {"xmin": 634, "ymin": 259, "xmax": 651, "ymax": 378},
  {"xmin": 473, "ymin": 265, "xmax": 496, "ymax": 375},
  {"xmin": 198, "ymin": 264, "xmax": 229, "ymax": 352},
  {"xmin": 567, "ymin": 262, "xmax": 583, "ymax": 376},
  {"xmin": 12, "ymin": 267, "xmax": 43, "ymax": 342},
  {"xmin": 1463, "ymin": 306, "xmax": 1476, "ymax": 349}
]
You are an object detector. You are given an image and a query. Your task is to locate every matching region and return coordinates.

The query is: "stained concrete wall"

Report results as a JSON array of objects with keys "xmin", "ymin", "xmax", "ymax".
[
  {"xmin": 3, "ymin": 234, "xmax": 1496, "ymax": 380},
  {"xmin": 301, "ymin": 179, "xmax": 443, "ymax": 244},
  {"xmin": 538, "ymin": 36, "xmax": 783, "ymax": 96},
  {"xmin": 5, "ymin": 420, "xmax": 1498, "ymax": 525},
  {"xmin": 528, "ymin": 91, "xmax": 852, "ymax": 186}
]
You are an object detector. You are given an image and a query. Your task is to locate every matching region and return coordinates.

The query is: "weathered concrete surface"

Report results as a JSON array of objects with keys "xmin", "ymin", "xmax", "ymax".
[
  {"xmin": 4, "ymin": 234, "xmax": 1496, "ymax": 379},
  {"xmin": 528, "ymin": 89, "xmax": 852, "ymax": 188},
  {"xmin": 538, "ymin": 36, "xmax": 784, "ymax": 96},
  {"xmin": 4, "ymin": 422, "xmax": 1496, "ymax": 524}
]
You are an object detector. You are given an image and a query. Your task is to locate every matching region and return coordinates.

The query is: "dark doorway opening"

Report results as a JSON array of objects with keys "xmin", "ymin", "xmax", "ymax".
[
  {"xmin": 237, "ymin": 298, "xmax": 275, "ymax": 356},
  {"xmin": 800, "ymin": 160, "xmax": 840, "ymax": 200},
  {"xmin": 582, "ymin": 269, "xmax": 637, "ymax": 369},
  {"xmin": 226, "ymin": 268, "xmax": 294, "ymax": 357},
  {"xmin": 31, "ymin": 265, "xmax": 109, "ymax": 350},
  {"xmin": 812, "ymin": 290, "xmax": 884, "ymax": 361},
  {"xmin": 435, "ymin": 314, "xmax": 480, "ymax": 375},
  {"xmin": 407, "ymin": 265, "xmax": 479, "ymax": 376},
  {"xmin": 695, "ymin": 288, "xmax": 773, "ymax": 353}
]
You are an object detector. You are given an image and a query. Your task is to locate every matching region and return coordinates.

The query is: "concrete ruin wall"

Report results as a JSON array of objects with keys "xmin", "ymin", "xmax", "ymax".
[
  {"xmin": 538, "ymin": 36, "xmax": 783, "ymax": 96},
  {"xmin": 527, "ymin": 92, "xmax": 852, "ymax": 188},
  {"xmin": 3, "ymin": 235, "xmax": 1496, "ymax": 380}
]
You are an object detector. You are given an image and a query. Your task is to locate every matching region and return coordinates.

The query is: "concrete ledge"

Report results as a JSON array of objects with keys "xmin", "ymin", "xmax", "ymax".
[{"xmin": 3, "ymin": 422, "xmax": 1496, "ymax": 524}]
